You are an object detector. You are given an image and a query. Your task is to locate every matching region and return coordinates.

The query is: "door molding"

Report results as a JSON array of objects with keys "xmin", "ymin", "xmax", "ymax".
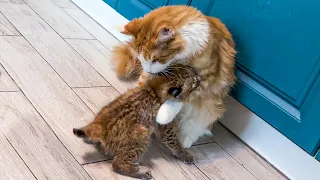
[{"xmin": 71, "ymin": 0, "xmax": 320, "ymax": 179}]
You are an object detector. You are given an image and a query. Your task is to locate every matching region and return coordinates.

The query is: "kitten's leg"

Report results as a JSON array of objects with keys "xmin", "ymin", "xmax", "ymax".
[
  {"xmin": 158, "ymin": 121, "xmax": 194, "ymax": 164},
  {"xmin": 112, "ymin": 145, "xmax": 152, "ymax": 180},
  {"xmin": 112, "ymin": 125, "xmax": 153, "ymax": 180}
]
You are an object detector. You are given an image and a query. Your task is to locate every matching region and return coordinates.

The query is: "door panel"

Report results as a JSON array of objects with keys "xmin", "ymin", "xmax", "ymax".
[
  {"xmin": 232, "ymin": 70, "xmax": 320, "ymax": 154},
  {"xmin": 167, "ymin": 0, "xmax": 190, "ymax": 5},
  {"xmin": 189, "ymin": 0, "xmax": 213, "ymax": 14},
  {"xmin": 103, "ymin": 0, "xmax": 117, "ymax": 8},
  {"xmin": 316, "ymin": 150, "xmax": 320, "ymax": 162},
  {"xmin": 195, "ymin": 0, "xmax": 320, "ymax": 154},
  {"xmin": 139, "ymin": 0, "xmax": 164, "ymax": 8},
  {"xmin": 116, "ymin": 0, "xmax": 152, "ymax": 20},
  {"xmin": 193, "ymin": 0, "xmax": 320, "ymax": 105},
  {"xmin": 114, "ymin": 0, "xmax": 190, "ymax": 20}
]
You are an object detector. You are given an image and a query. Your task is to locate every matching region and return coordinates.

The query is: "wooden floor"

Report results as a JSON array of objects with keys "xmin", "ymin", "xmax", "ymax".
[{"xmin": 0, "ymin": 0, "xmax": 288, "ymax": 179}]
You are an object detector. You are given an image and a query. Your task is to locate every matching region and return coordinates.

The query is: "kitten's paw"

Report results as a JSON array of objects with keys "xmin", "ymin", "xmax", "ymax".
[
  {"xmin": 136, "ymin": 170, "xmax": 152, "ymax": 180},
  {"xmin": 177, "ymin": 150, "xmax": 194, "ymax": 164}
]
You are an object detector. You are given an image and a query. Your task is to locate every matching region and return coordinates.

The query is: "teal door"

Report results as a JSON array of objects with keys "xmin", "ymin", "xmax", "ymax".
[
  {"xmin": 103, "ymin": 0, "xmax": 320, "ymax": 156},
  {"xmin": 104, "ymin": 0, "xmax": 190, "ymax": 20},
  {"xmin": 190, "ymin": 0, "xmax": 320, "ymax": 156}
]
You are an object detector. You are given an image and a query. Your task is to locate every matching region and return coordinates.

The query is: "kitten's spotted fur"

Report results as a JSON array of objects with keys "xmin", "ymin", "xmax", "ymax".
[{"xmin": 73, "ymin": 65, "xmax": 200, "ymax": 179}]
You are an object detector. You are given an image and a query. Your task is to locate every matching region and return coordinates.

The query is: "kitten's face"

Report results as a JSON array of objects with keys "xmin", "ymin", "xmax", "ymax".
[{"xmin": 122, "ymin": 18, "xmax": 184, "ymax": 74}]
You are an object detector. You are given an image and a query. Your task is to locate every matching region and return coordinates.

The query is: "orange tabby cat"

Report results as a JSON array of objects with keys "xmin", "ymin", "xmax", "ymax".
[{"xmin": 112, "ymin": 5, "xmax": 236, "ymax": 148}]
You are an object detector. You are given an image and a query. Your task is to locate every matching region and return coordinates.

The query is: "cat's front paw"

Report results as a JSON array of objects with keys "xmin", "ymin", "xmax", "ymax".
[{"xmin": 180, "ymin": 136, "xmax": 194, "ymax": 148}]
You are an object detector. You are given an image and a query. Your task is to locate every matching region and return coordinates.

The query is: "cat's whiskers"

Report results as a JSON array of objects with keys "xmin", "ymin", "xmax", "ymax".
[
  {"xmin": 127, "ymin": 67, "xmax": 142, "ymax": 78},
  {"xmin": 162, "ymin": 71, "xmax": 172, "ymax": 80},
  {"xmin": 164, "ymin": 69, "xmax": 175, "ymax": 78}
]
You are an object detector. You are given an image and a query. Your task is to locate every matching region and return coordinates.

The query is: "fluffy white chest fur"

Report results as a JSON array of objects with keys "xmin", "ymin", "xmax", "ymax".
[{"xmin": 155, "ymin": 19, "xmax": 211, "ymax": 148}]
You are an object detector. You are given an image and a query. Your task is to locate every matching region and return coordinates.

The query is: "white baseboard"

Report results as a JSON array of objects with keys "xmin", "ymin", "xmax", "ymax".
[
  {"xmin": 71, "ymin": 0, "xmax": 320, "ymax": 179},
  {"xmin": 71, "ymin": 0, "xmax": 130, "ymax": 42},
  {"xmin": 222, "ymin": 97, "xmax": 320, "ymax": 180}
]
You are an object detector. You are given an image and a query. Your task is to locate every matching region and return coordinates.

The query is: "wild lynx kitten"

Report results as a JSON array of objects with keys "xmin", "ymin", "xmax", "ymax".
[{"xmin": 73, "ymin": 65, "xmax": 200, "ymax": 179}]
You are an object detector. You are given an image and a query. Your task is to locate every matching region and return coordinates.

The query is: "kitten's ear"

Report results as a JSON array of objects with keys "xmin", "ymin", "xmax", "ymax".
[
  {"xmin": 121, "ymin": 18, "xmax": 141, "ymax": 38},
  {"xmin": 73, "ymin": 128, "xmax": 86, "ymax": 138},
  {"xmin": 158, "ymin": 27, "xmax": 175, "ymax": 42}
]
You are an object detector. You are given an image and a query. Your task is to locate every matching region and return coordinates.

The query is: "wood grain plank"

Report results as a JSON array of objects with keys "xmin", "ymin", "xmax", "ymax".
[
  {"xmin": 73, "ymin": 87, "xmax": 120, "ymax": 113},
  {"xmin": 84, "ymin": 162, "xmax": 136, "ymax": 180},
  {"xmin": 211, "ymin": 123, "xmax": 288, "ymax": 180},
  {"xmin": 0, "ymin": 92, "xmax": 92, "ymax": 180},
  {"xmin": 64, "ymin": 8, "xmax": 120, "ymax": 51},
  {"xmin": 0, "ymin": 36, "xmax": 105, "ymax": 164},
  {"xmin": 24, "ymin": 0, "xmax": 93, "ymax": 39},
  {"xmin": 52, "ymin": 0, "xmax": 77, "ymax": 9},
  {"xmin": 193, "ymin": 135, "xmax": 214, "ymax": 146},
  {"xmin": 0, "ymin": 12, "xmax": 20, "ymax": 35},
  {"xmin": 190, "ymin": 143, "xmax": 258, "ymax": 180},
  {"xmin": 85, "ymin": 143, "xmax": 209, "ymax": 180},
  {"xmin": 145, "ymin": 143, "xmax": 210, "ymax": 180},
  {"xmin": 67, "ymin": 39, "xmax": 134, "ymax": 93},
  {"xmin": 74, "ymin": 86, "xmax": 209, "ymax": 180},
  {"xmin": 0, "ymin": 0, "xmax": 24, "ymax": 4},
  {"xmin": 0, "ymin": 132, "xmax": 35, "ymax": 180},
  {"xmin": 0, "ymin": 3, "xmax": 109, "ymax": 88},
  {"xmin": 0, "ymin": 64, "xmax": 19, "ymax": 91}
]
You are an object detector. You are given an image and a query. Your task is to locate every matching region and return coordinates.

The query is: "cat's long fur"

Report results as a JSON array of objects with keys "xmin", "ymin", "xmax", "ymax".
[
  {"xmin": 73, "ymin": 65, "xmax": 200, "ymax": 179},
  {"xmin": 112, "ymin": 5, "xmax": 236, "ymax": 148}
]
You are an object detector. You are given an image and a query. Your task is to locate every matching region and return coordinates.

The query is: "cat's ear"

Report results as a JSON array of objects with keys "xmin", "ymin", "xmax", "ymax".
[
  {"xmin": 121, "ymin": 18, "xmax": 141, "ymax": 38},
  {"xmin": 158, "ymin": 27, "xmax": 175, "ymax": 42},
  {"xmin": 168, "ymin": 87, "xmax": 182, "ymax": 98}
]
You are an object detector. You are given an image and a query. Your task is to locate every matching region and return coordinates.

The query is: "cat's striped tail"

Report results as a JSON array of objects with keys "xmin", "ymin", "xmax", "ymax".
[{"xmin": 112, "ymin": 42, "xmax": 142, "ymax": 79}]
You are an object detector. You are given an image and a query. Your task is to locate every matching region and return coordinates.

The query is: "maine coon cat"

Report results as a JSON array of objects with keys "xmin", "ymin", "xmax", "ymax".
[
  {"xmin": 112, "ymin": 5, "xmax": 236, "ymax": 148},
  {"xmin": 73, "ymin": 65, "xmax": 200, "ymax": 179}
]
